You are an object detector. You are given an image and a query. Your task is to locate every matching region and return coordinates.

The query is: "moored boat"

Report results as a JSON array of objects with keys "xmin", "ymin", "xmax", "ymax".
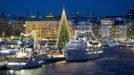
[
  {"xmin": 0, "ymin": 31, "xmax": 48, "ymax": 70},
  {"xmin": 62, "ymin": 31, "xmax": 103, "ymax": 61}
]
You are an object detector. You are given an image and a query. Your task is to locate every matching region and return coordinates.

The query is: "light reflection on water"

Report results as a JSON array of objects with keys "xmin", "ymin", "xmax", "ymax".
[
  {"xmin": 0, "ymin": 61, "xmax": 97, "ymax": 75},
  {"xmin": 1, "ymin": 48, "xmax": 134, "ymax": 75},
  {"xmin": 1, "ymin": 61, "xmax": 70, "ymax": 75},
  {"xmin": 129, "ymin": 47, "xmax": 134, "ymax": 51},
  {"xmin": 7, "ymin": 68, "xmax": 44, "ymax": 75}
]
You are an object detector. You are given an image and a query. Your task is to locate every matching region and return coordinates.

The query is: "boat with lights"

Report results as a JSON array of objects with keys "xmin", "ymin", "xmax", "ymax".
[
  {"xmin": 0, "ymin": 31, "xmax": 48, "ymax": 69},
  {"xmin": 62, "ymin": 31, "xmax": 103, "ymax": 61}
]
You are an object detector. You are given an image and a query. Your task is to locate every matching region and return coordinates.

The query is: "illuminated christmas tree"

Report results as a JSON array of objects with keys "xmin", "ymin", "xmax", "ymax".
[{"xmin": 57, "ymin": 9, "xmax": 70, "ymax": 50}]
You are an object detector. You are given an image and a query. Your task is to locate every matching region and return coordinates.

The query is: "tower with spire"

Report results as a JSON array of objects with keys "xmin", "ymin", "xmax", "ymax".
[
  {"xmin": 56, "ymin": 8, "xmax": 70, "ymax": 50},
  {"xmin": 46, "ymin": 11, "xmax": 54, "ymax": 19}
]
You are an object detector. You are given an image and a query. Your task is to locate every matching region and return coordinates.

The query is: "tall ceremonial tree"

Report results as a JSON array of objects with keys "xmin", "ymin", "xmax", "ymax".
[{"xmin": 57, "ymin": 8, "xmax": 70, "ymax": 50}]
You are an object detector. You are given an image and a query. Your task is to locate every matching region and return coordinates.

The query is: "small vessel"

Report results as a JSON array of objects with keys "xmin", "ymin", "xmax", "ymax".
[
  {"xmin": 0, "ymin": 39, "xmax": 17, "ymax": 56},
  {"xmin": 108, "ymin": 42, "xmax": 119, "ymax": 47},
  {"xmin": 0, "ymin": 48, "xmax": 16, "ymax": 56},
  {"xmin": 86, "ymin": 40, "xmax": 103, "ymax": 59},
  {"xmin": 0, "ymin": 43, "xmax": 17, "ymax": 56},
  {"xmin": 62, "ymin": 38, "xmax": 87, "ymax": 61},
  {"xmin": 0, "ymin": 31, "xmax": 48, "ymax": 69},
  {"xmin": 7, "ymin": 50, "xmax": 47, "ymax": 69},
  {"xmin": 62, "ymin": 31, "xmax": 103, "ymax": 61},
  {"xmin": 126, "ymin": 39, "xmax": 134, "ymax": 47}
]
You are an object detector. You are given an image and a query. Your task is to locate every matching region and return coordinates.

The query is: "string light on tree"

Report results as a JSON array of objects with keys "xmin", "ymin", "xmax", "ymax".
[{"xmin": 56, "ymin": 8, "xmax": 70, "ymax": 50}]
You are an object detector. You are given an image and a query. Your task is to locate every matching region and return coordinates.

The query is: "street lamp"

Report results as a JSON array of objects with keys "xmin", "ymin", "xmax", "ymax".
[
  {"xmin": 10, "ymin": 35, "xmax": 14, "ymax": 41},
  {"xmin": 23, "ymin": 24, "xmax": 26, "ymax": 27},
  {"xmin": 11, "ymin": 35, "xmax": 14, "ymax": 39},
  {"xmin": 23, "ymin": 24, "xmax": 26, "ymax": 33}
]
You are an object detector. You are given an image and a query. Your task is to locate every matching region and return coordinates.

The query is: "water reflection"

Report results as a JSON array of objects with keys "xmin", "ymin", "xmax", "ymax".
[{"xmin": 0, "ymin": 48, "xmax": 134, "ymax": 75}]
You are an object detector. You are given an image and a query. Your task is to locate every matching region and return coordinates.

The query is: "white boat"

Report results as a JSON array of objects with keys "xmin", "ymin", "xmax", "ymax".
[
  {"xmin": 6, "ymin": 50, "xmax": 47, "ymax": 69},
  {"xmin": 62, "ymin": 38, "xmax": 87, "ymax": 61},
  {"xmin": 62, "ymin": 31, "xmax": 103, "ymax": 61},
  {"xmin": 0, "ymin": 31, "xmax": 48, "ymax": 70},
  {"xmin": 0, "ymin": 49, "xmax": 16, "ymax": 56},
  {"xmin": 0, "ymin": 42, "xmax": 17, "ymax": 56},
  {"xmin": 108, "ymin": 42, "xmax": 119, "ymax": 47}
]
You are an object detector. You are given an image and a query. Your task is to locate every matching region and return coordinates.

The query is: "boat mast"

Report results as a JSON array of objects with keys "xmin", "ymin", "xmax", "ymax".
[
  {"xmin": 33, "ymin": 30, "xmax": 36, "ymax": 50},
  {"xmin": 32, "ymin": 30, "xmax": 40, "ymax": 51}
]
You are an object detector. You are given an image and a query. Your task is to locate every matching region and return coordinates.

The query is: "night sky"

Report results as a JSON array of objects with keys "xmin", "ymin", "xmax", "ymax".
[{"xmin": 0, "ymin": 0, "xmax": 134, "ymax": 16}]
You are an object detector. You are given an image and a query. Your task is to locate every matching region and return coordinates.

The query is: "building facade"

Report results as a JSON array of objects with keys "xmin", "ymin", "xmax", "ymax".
[
  {"xmin": 25, "ymin": 20, "xmax": 74, "ymax": 41},
  {"xmin": 0, "ymin": 14, "xmax": 10, "ymax": 37},
  {"xmin": 10, "ymin": 17, "xmax": 25, "ymax": 36},
  {"xmin": 112, "ymin": 25, "xmax": 127, "ymax": 42},
  {"xmin": 92, "ymin": 24, "xmax": 101, "ymax": 40},
  {"xmin": 127, "ymin": 23, "xmax": 134, "ymax": 40},
  {"xmin": 100, "ymin": 19, "xmax": 114, "ymax": 45},
  {"xmin": 75, "ymin": 21, "xmax": 92, "ymax": 31},
  {"xmin": 75, "ymin": 21, "xmax": 100, "ymax": 40}
]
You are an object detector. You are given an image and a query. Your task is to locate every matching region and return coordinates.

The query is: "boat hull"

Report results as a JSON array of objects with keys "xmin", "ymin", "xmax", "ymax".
[
  {"xmin": 7, "ymin": 54, "xmax": 47, "ymax": 70},
  {"xmin": 63, "ymin": 48, "xmax": 103, "ymax": 62},
  {"xmin": 63, "ymin": 50, "xmax": 87, "ymax": 61}
]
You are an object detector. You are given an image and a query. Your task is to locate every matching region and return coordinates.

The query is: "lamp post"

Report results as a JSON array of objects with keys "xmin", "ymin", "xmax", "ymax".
[{"xmin": 23, "ymin": 24, "xmax": 26, "ymax": 33}]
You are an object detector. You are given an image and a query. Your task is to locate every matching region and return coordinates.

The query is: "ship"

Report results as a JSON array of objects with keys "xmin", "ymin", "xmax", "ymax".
[
  {"xmin": 6, "ymin": 49, "xmax": 47, "ymax": 69},
  {"xmin": 0, "ymin": 31, "xmax": 48, "ymax": 70},
  {"xmin": 62, "ymin": 31, "xmax": 103, "ymax": 61},
  {"xmin": 0, "ymin": 44, "xmax": 16, "ymax": 56}
]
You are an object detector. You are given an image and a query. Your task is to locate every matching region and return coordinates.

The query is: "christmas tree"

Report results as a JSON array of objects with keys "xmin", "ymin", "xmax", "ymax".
[{"xmin": 57, "ymin": 9, "xmax": 70, "ymax": 50}]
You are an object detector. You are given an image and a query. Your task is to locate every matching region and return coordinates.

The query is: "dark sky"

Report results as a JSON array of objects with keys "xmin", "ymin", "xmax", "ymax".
[{"xmin": 0, "ymin": 0, "xmax": 134, "ymax": 16}]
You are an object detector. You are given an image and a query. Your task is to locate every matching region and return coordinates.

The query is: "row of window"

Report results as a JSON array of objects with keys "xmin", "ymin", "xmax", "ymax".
[{"xmin": 26, "ymin": 21, "xmax": 59, "ymax": 24}]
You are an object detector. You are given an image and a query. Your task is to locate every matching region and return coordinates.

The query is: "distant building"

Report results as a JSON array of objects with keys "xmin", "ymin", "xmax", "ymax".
[
  {"xmin": 112, "ymin": 25, "xmax": 127, "ymax": 42},
  {"xmin": 92, "ymin": 24, "xmax": 101, "ymax": 40},
  {"xmin": 10, "ymin": 17, "xmax": 25, "ymax": 36},
  {"xmin": 111, "ymin": 18, "xmax": 127, "ymax": 43},
  {"xmin": 126, "ymin": 8, "xmax": 134, "ymax": 40},
  {"xmin": 126, "ymin": 23, "xmax": 134, "ymax": 40},
  {"xmin": 75, "ymin": 21, "xmax": 100, "ymax": 40},
  {"xmin": 0, "ymin": 13, "xmax": 10, "ymax": 37},
  {"xmin": 127, "ymin": 8, "xmax": 134, "ymax": 19},
  {"xmin": 127, "ymin": 8, "xmax": 134, "ymax": 23},
  {"xmin": 25, "ymin": 20, "xmax": 59, "ymax": 41},
  {"xmin": 75, "ymin": 21, "xmax": 92, "ymax": 31},
  {"xmin": 25, "ymin": 19, "xmax": 74, "ymax": 41},
  {"xmin": 100, "ymin": 18, "xmax": 128, "ymax": 44},
  {"xmin": 100, "ymin": 19, "xmax": 114, "ymax": 44}
]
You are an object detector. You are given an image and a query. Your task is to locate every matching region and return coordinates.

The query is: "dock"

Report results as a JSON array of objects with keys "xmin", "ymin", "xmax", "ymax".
[{"xmin": 45, "ymin": 50, "xmax": 65, "ymax": 64}]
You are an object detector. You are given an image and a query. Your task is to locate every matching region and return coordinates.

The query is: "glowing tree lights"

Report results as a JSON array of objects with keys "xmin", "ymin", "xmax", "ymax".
[{"xmin": 57, "ymin": 9, "xmax": 70, "ymax": 50}]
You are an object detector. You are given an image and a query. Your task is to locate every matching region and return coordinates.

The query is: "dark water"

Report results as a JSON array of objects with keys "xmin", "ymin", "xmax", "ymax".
[{"xmin": 1, "ymin": 47, "xmax": 134, "ymax": 75}]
